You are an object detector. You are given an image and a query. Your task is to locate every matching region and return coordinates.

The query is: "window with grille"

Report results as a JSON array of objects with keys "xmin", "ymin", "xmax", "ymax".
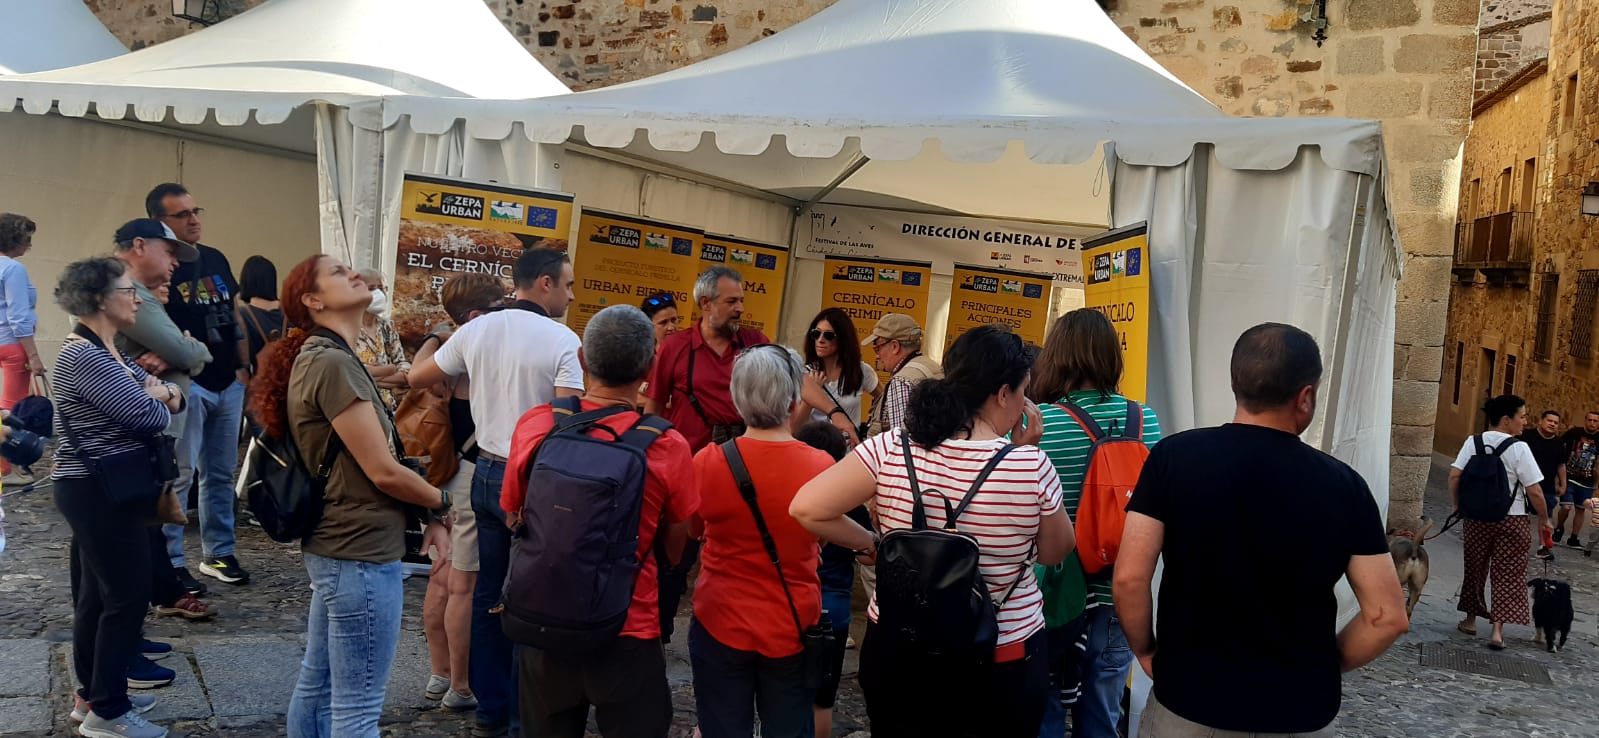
[
  {"xmin": 1569, "ymin": 270, "xmax": 1599, "ymax": 359},
  {"xmin": 1453, "ymin": 342, "xmax": 1464, "ymax": 405},
  {"xmin": 1535, "ymin": 272, "xmax": 1559, "ymax": 361},
  {"xmin": 1504, "ymin": 354, "xmax": 1518, "ymax": 395}
]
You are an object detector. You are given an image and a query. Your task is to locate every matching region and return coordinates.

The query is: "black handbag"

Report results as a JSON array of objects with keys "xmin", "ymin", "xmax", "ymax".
[
  {"xmin": 721, "ymin": 439, "xmax": 836, "ymax": 689},
  {"xmin": 55, "ymin": 395, "xmax": 169, "ymax": 508}
]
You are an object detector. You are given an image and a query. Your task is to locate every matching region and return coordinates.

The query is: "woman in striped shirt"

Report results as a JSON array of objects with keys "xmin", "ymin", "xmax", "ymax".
[
  {"xmin": 52, "ymin": 257, "xmax": 182, "ymax": 738},
  {"xmin": 792, "ymin": 325, "xmax": 1074, "ymax": 738}
]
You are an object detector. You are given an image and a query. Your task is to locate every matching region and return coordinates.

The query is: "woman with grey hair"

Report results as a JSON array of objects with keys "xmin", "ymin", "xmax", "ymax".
[
  {"xmin": 52, "ymin": 256, "xmax": 183, "ymax": 738},
  {"xmin": 688, "ymin": 343, "xmax": 834, "ymax": 738}
]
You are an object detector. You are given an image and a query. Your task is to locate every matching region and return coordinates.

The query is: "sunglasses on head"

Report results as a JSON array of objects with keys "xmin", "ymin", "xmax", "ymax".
[
  {"xmin": 807, "ymin": 329, "xmax": 837, "ymax": 342},
  {"xmin": 642, "ymin": 293, "xmax": 675, "ymax": 310}
]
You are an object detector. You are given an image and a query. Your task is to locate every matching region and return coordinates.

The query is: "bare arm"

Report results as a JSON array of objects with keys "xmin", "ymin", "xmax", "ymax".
[
  {"xmin": 1338, "ymin": 553, "xmax": 1410, "ymax": 671},
  {"xmin": 1035, "ymin": 507, "xmax": 1074, "ymax": 566},
  {"xmin": 1113, "ymin": 511, "xmax": 1163, "ymax": 678},
  {"xmin": 1448, "ymin": 467, "xmax": 1462, "ymax": 512},
  {"xmin": 791, "ymin": 454, "xmax": 879, "ymax": 552},
  {"xmin": 330, "ymin": 399, "xmax": 445, "ymax": 509},
  {"xmin": 660, "ymin": 520, "xmax": 691, "ymax": 567},
  {"xmin": 555, "ymin": 387, "xmax": 582, "ymax": 399},
  {"xmin": 407, "ymin": 354, "xmax": 450, "ymax": 391},
  {"xmin": 1528, "ymin": 482, "xmax": 1550, "ymax": 529},
  {"xmin": 644, "ymin": 398, "xmax": 663, "ymax": 416},
  {"xmin": 1558, "ymin": 464, "xmax": 1567, "ymax": 494}
]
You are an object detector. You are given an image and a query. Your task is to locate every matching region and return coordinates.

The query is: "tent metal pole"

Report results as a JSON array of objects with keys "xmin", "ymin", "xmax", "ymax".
[
  {"xmin": 796, "ymin": 155, "xmax": 871, "ymax": 218},
  {"xmin": 561, "ymin": 142, "xmax": 801, "ymax": 209}
]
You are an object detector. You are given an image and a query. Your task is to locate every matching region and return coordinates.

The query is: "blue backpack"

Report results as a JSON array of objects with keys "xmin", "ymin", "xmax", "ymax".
[{"xmin": 500, "ymin": 397, "xmax": 671, "ymax": 654}]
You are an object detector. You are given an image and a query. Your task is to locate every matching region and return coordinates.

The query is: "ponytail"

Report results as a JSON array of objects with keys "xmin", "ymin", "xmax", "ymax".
[
  {"xmin": 248, "ymin": 255, "xmax": 325, "ymax": 438},
  {"xmin": 903, "ymin": 325, "xmax": 1030, "ymax": 448}
]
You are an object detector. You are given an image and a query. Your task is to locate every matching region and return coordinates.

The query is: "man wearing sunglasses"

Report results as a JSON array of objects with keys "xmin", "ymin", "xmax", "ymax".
[{"xmin": 144, "ymin": 182, "xmax": 255, "ymax": 592}]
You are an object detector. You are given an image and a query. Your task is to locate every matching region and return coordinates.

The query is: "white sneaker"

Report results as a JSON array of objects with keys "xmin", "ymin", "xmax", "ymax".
[
  {"xmin": 71, "ymin": 694, "xmax": 156, "ymax": 723},
  {"xmin": 78, "ymin": 709, "xmax": 167, "ymax": 738},
  {"xmin": 442, "ymin": 689, "xmax": 479, "ymax": 712},
  {"xmin": 425, "ymin": 674, "xmax": 449, "ymax": 701}
]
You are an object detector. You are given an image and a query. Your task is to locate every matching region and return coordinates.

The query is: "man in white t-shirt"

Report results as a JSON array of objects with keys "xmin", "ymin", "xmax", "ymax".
[
  {"xmin": 1450, "ymin": 393, "xmax": 1550, "ymax": 651},
  {"xmin": 409, "ymin": 246, "xmax": 583, "ymax": 737}
]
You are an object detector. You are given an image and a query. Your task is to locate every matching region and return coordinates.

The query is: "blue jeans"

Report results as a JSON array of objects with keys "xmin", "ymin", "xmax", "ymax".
[
  {"xmin": 1071, "ymin": 606, "xmax": 1133, "ymax": 738},
  {"xmin": 470, "ymin": 456, "xmax": 520, "ymax": 730},
  {"xmin": 287, "ymin": 553, "xmax": 403, "ymax": 738},
  {"xmin": 164, "ymin": 380, "xmax": 245, "ymax": 565}
]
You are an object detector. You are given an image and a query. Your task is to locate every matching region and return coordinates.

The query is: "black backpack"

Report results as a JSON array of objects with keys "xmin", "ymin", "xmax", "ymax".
[
  {"xmin": 1459, "ymin": 434, "xmax": 1524, "ymax": 523},
  {"xmin": 874, "ymin": 436, "xmax": 1025, "ymax": 663},
  {"xmin": 241, "ymin": 429, "xmax": 342, "ymax": 543},
  {"xmin": 501, "ymin": 397, "xmax": 671, "ymax": 654}
]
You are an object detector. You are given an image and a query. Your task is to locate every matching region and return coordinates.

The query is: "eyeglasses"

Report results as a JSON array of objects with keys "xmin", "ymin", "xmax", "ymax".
[
  {"xmin": 871, "ymin": 338, "xmax": 892, "ymax": 351},
  {"xmin": 642, "ymin": 293, "xmax": 675, "ymax": 310},
  {"xmin": 110, "ymin": 286, "xmax": 139, "ymax": 297},
  {"xmin": 807, "ymin": 329, "xmax": 837, "ymax": 342},
  {"xmin": 164, "ymin": 207, "xmax": 204, "ymax": 220}
]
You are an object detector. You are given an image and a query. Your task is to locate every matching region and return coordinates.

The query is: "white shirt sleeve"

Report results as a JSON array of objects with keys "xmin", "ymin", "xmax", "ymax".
[
  {"xmin": 1510, "ymin": 443, "xmax": 1545, "ymax": 489},
  {"xmin": 553, "ymin": 330, "xmax": 585, "ymax": 391},
  {"xmin": 432, "ymin": 322, "xmax": 468, "ymax": 377},
  {"xmin": 1452, "ymin": 436, "xmax": 1476, "ymax": 471},
  {"xmin": 861, "ymin": 361, "xmax": 880, "ymax": 395}
]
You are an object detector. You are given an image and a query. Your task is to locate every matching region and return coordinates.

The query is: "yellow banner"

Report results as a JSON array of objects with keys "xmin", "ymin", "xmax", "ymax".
[
  {"xmin": 1080, "ymin": 223, "xmax": 1151, "ymax": 403},
  {"xmin": 570, "ymin": 209, "xmax": 703, "ymax": 337},
  {"xmin": 820, "ymin": 256, "xmax": 933, "ymax": 399},
  {"xmin": 699, "ymin": 234, "xmax": 790, "ymax": 337},
  {"xmin": 392, "ymin": 174, "xmax": 574, "ymax": 352},
  {"xmin": 945, "ymin": 264, "xmax": 1054, "ymax": 350}
]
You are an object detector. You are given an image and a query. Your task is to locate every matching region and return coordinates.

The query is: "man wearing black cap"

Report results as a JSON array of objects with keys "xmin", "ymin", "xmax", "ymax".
[{"xmin": 144, "ymin": 183, "xmax": 254, "ymax": 588}]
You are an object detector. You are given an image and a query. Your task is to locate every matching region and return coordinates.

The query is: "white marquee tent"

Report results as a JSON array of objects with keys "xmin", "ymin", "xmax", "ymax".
[
  {"xmin": 0, "ymin": 0, "xmax": 570, "ymax": 356},
  {"xmin": 373, "ymin": 0, "xmax": 1400, "ymax": 511}
]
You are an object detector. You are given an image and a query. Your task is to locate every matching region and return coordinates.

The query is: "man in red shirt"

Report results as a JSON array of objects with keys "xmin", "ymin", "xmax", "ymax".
[
  {"xmin": 501, "ymin": 305, "xmax": 698, "ymax": 738},
  {"xmin": 645, "ymin": 266, "xmax": 770, "ymax": 452}
]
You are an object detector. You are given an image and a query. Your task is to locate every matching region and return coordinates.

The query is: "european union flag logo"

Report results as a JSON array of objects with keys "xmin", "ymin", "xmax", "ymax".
[
  {"xmin": 671, "ymin": 238, "xmax": 694, "ymax": 256},
  {"xmin": 1023, "ymin": 284, "xmax": 1043, "ymax": 299},
  {"xmin": 526, "ymin": 206, "xmax": 558, "ymax": 229},
  {"xmin": 901, "ymin": 272, "xmax": 922, "ymax": 286},
  {"xmin": 1126, "ymin": 248, "xmax": 1142, "ymax": 276},
  {"xmin": 755, "ymin": 254, "xmax": 778, "ymax": 270}
]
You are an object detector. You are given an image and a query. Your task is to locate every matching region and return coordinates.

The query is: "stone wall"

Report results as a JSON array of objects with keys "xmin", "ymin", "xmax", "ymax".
[
  {"xmin": 1434, "ymin": 69, "xmax": 1548, "ymax": 451},
  {"xmin": 1475, "ymin": 12, "xmax": 1552, "ymax": 99},
  {"xmin": 81, "ymin": 0, "xmax": 1479, "ymax": 524}
]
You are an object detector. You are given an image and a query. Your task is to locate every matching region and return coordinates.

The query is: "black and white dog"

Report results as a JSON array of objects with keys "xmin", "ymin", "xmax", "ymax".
[{"xmin": 1528, "ymin": 577, "xmax": 1574, "ymax": 653}]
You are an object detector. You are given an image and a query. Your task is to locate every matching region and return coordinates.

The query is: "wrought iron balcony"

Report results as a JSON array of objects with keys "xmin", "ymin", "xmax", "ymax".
[{"xmin": 1453, "ymin": 211, "xmax": 1534, "ymax": 285}]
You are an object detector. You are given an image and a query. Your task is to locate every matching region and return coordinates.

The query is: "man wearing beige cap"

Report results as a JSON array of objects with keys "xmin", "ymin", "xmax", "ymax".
[{"xmin": 862, "ymin": 313, "xmax": 943, "ymax": 437}]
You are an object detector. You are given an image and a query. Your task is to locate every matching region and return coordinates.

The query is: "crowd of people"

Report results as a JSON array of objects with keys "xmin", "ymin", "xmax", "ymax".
[{"xmin": 7, "ymin": 182, "xmax": 1419, "ymax": 738}]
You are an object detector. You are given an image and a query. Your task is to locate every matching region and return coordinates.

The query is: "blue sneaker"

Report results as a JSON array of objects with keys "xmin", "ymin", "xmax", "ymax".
[
  {"xmin": 139, "ymin": 639, "xmax": 172, "ymax": 661},
  {"xmin": 127, "ymin": 655, "xmax": 175, "ymax": 689}
]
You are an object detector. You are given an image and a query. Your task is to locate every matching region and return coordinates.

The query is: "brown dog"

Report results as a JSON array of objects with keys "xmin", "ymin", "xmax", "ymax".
[{"xmin": 1389, "ymin": 518, "xmax": 1432, "ymax": 617}]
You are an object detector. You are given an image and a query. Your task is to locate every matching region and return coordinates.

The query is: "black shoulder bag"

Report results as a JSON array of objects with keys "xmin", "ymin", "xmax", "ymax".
[
  {"xmin": 721, "ymin": 438, "xmax": 835, "ymax": 688},
  {"xmin": 54, "ymin": 334, "xmax": 177, "ymax": 509}
]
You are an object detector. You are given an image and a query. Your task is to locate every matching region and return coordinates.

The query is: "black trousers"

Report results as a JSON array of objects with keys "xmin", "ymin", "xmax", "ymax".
[
  {"xmin": 57, "ymin": 476, "xmax": 152, "ymax": 720},
  {"xmin": 656, "ymin": 537, "xmax": 700, "ymax": 643},
  {"xmin": 518, "ymin": 638, "xmax": 672, "ymax": 738},
  {"xmin": 858, "ymin": 623, "xmax": 1048, "ymax": 738}
]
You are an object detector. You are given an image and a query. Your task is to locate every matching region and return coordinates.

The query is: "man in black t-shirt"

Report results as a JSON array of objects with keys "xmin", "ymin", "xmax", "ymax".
[
  {"xmin": 1522, "ymin": 409, "xmax": 1567, "ymax": 555},
  {"xmin": 1113, "ymin": 323, "xmax": 1407, "ymax": 736},
  {"xmin": 143, "ymin": 183, "xmax": 254, "ymax": 590},
  {"xmin": 1557, "ymin": 411, "xmax": 1599, "ymax": 547}
]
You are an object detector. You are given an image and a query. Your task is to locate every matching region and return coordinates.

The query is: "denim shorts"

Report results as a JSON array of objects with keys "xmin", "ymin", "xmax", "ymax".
[{"xmin": 1563, "ymin": 482, "xmax": 1594, "ymax": 506}]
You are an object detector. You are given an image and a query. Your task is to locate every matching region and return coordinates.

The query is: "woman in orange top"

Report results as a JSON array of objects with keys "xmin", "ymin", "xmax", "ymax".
[{"xmin": 690, "ymin": 343, "xmax": 832, "ymax": 738}]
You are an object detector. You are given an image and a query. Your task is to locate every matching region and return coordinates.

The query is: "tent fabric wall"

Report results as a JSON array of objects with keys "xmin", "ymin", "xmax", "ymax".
[
  {"xmin": 1111, "ymin": 147, "xmax": 1395, "ymax": 504},
  {"xmin": 0, "ymin": 113, "xmax": 319, "ymax": 361}
]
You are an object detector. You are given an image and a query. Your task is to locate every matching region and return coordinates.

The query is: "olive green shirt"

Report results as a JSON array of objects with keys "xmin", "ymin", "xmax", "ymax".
[{"xmin": 290, "ymin": 335, "xmax": 406, "ymax": 563}]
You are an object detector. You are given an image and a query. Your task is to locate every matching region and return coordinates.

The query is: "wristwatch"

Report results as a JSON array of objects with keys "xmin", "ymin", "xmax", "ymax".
[{"xmin": 164, "ymin": 384, "xmax": 176, "ymax": 402}]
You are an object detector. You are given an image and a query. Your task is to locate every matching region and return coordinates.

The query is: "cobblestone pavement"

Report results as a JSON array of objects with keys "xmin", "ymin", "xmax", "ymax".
[{"xmin": 3, "ymin": 454, "xmax": 1598, "ymax": 737}]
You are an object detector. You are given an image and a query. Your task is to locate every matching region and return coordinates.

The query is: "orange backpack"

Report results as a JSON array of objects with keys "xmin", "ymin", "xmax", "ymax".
[{"xmin": 1056, "ymin": 400, "xmax": 1149, "ymax": 575}]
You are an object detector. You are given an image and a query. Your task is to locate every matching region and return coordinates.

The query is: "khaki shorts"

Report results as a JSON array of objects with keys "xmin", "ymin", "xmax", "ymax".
[{"xmin": 446, "ymin": 463, "xmax": 479, "ymax": 572}]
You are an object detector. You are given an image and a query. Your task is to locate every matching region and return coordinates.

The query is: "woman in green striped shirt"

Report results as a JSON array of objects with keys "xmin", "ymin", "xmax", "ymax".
[{"xmin": 1031, "ymin": 309, "xmax": 1161, "ymax": 738}]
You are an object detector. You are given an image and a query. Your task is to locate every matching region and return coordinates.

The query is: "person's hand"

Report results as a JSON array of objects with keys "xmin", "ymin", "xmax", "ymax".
[
  {"xmin": 507, "ymin": 509, "xmax": 524, "ymax": 531},
  {"xmin": 423, "ymin": 521, "xmax": 451, "ymax": 562},
  {"xmin": 1545, "ymin": 517, "xmax": 1556, "ymax": 532},
  {"xmin": 142, "ymin": 374, "xmax": 169, "ymax": 402},
  {"xmin": 26, "ymin": 356, "xmax": 45, "ymax": 376},
  {"xmin": 235, "ymin": 367, "xmax": 251, "ymax": 386},
  {"xmin": 1011, "ymin": 399, "xmax": 1043, "ymax": 446},
  {"xmin": 135, "ymin": 352, "xmax": 171, "ymax": 375},
  {"xmin": 1136, "ymin": 652, "xmax": 1155, "ymax": 679}
]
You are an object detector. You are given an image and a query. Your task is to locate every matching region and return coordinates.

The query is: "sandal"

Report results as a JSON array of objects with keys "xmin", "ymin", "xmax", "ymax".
[
  {"xmin": 156, "ymin": 593, "xmax": 216, "ymax": 621},
  {"xmin": 1487, "ymin": 640, "xmax": 1505, "ymax": 651},
  {"xmin": 1456, "ymin": 621, "xmax": 1477, "ymax": 636}
]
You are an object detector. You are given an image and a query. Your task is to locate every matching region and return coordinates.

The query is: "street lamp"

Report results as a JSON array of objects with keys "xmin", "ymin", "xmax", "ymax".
[
  {"xmin": 172, "ymin": 0, "xmax": 223, "ymax": 26},
  {"xmin": 1583, "ymin": 182, "xmax": 1599, "ymax": 218}
]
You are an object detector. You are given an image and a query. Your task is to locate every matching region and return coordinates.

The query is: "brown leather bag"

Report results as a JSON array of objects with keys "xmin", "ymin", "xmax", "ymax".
[{"xmin": 394, "ymin": 386, "xmax": 457, "ymax": 487}]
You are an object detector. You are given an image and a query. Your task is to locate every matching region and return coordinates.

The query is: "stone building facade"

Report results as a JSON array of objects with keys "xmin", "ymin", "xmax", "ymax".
[
  {"xmin": 1437, "ymin": 0, "xmax": 1597, "ymax": 454},
  {"xmin": 83, "ymin": 0, "xmax": 1480, "ymax": 524}
]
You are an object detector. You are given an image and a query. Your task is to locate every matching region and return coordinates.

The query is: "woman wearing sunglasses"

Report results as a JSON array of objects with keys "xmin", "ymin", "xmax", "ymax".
[
  {"xmin": 638, "ymin": 293, "xmax": 681, "ymax": 408},
  {"xmin": 800, "ymin": 308, "xmax": 877, "ymax": 446}
]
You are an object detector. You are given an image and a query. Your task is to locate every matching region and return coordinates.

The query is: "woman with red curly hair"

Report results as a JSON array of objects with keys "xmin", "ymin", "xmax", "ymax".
[{"xmin": 253, "ymin": 255, "xmax": 450, "ymax": 738}]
